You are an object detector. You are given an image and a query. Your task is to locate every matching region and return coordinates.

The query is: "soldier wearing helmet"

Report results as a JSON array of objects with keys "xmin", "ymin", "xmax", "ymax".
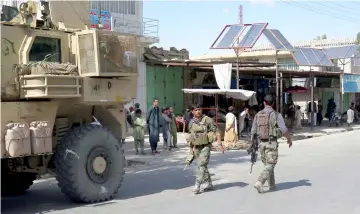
[
  {"xmin": 251, "ymin": 94, "xmax": 293, "ymax": 193},
  {"xmin": 187, "ymin": 104, "xmax": 224, "ymax": 194}
]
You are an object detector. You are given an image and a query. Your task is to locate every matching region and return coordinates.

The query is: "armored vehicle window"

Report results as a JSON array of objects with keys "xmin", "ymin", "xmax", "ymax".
[{"xmin": 29, "ymin": 36, "xmax": 61, "ymax": 62}]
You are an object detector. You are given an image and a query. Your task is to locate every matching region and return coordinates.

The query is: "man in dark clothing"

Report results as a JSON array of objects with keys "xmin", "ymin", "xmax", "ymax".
[
  {"xmin": 326, "ymin": 97, "xmax": 336, "ymax": 120},
  {"xmin": 147, "ymin": 98, "xmax": 160, "ymax": 155},
  {"xmin": 183, "ymin": 106, "xmax": 193, "ymax": 132},
  {"xmin": 317, "ymin": 100, "xmax": 323, "ymax": 126}
]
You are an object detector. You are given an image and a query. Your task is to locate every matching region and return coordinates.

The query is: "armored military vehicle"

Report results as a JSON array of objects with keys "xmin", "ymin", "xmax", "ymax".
[{"xmin": 1, "ymin": 0, "xmax": 138, "ymax": 203}]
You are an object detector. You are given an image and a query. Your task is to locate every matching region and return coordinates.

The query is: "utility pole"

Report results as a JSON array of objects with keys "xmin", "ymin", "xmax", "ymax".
[{"xmin": 238, "ymin": 5, "xmax": 243, "ymax": 25}]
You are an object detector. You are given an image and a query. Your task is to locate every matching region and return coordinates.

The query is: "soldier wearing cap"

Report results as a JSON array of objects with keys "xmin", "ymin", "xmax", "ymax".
[{"xmin": 251, "ymin": 94, "xmax": 293, "ymax": 193}]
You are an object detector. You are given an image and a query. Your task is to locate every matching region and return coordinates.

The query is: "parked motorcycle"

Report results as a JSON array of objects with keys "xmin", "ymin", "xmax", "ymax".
[{"xmin": 328, "ymin": 112, "xmax": 342, "ymax": 127}]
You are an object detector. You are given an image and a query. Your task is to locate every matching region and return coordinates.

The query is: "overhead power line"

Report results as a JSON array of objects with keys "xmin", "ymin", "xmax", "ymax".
[
  {"xmin": 280, "ymin": 0, "xmax": 360, "ymax": 24},
  {"xmin": 325, "ymin": 1, "xmax": 360, "ymax": 13}
]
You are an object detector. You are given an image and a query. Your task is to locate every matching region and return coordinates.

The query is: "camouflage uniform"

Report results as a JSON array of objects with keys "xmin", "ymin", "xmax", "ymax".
[
  {"xmin": 188, "ymin": 115, "xmax": 219, "ymax": 193},
  {"xmin": 251, "ymin": 106, "xmax": 287, "ymax": 192}
]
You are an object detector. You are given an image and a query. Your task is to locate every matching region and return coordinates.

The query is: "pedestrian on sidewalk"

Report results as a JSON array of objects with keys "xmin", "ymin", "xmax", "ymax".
[
  {"xmin": 347, "ymin": 104, "xmax": 355, "ymax": 127},
  {"xmin": 133, "ymin": 109, "xmax": 146, "ymax": 155},
  {"xmin": 294, "ymin": 105, "xmax": 302, "ymax": 129},
  {"xmin": 169, "ymin": 106, "xmax": 178, "ymax": 148},
  {"xmin": 317, "ymin": 100, "xmax": 323, "ymax": 126},
  {"xmin": 224, "ymin": 106, "xmax": 238, "ymax": 150},
  {"xmin": 251, "ymin": 94, "xmax": 293, "ymax": 194},
  {"xmin": 160, "ymin": 107, "xmax": 172, "ymax": 151},
  {"xmin": 147, "ymin": 98, "xmax": 160, "ymax": 155},
  {"xmin": 307, "ymin": 101, "xmax": 317, "ymax": 126},
  {"xmin": 239, "ymin": 106, "xmax": 249, "ymax": 137}
]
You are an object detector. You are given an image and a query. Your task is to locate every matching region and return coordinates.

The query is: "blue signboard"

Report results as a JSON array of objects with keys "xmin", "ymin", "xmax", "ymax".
[
  {"xmin": 343, "ymin": 74, "xmax": 360, "ymax": 93},
  {"xmin": 90, "ymin": 9, "xmax": 111, "ymax": 30}
]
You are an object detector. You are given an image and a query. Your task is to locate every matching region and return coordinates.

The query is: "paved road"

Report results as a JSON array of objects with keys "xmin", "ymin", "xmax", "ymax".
[{"xmin": 2, "ymin": 130, "xmax": 360, "ymax": 214}]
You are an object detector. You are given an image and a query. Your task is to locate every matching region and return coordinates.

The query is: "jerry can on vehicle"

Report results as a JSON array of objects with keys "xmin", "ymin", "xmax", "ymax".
[
  {"xmin": 5, "ymin": 122, "xmax": 32, "ymax": 157},
  {"xmin": 30, "ymin": 121, "xmax": 52, "ymax": 154}
]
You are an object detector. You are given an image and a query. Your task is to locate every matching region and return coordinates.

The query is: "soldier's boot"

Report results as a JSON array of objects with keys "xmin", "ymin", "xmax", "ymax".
[
  {"xmin": 193, "ymin": 181, "xmax": 201, "ymax": 194},
  {"xmin": 269, "ymin": 185, "xmax": 276, "ymax": 191},
  {"xmin": 135, "ymin": 150, "xmax": 139, "ymax": 155},
  {"xmin": 203, "ymin": 181, "xmax": 214, "ymax": 192},
  {"xmin": 254, "ymin": 181, "xmax": 265, "ymax": 193}
]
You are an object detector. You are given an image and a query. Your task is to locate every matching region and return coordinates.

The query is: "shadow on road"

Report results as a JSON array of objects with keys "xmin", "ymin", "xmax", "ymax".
[
  {"xmin": 1, "ymin": 150, "xmax": 255, "ymax": 213},
  {"xmin": 215, "ymin": 181, "xmax": 249, "ymax": 190},
  {"xmin": 274, "ymin": 179, "xmax": 312, "ymax": 192}
]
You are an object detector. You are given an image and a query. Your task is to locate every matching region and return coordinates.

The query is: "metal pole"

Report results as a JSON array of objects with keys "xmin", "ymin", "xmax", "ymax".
[
  {"xmin": 236, "ymin": 51, "xmax": 240, "ymax": 89},
  {"xmin": 310, "ymin": 67, "xmax": 314, "ymax": 130},
  {"xmin": 280, "ymin": 72, "xmax": 283, "ymax": 115},
  {"xmin": 275, "ymin": 50, "xmax": 279, "ymax": 112},
  {"xmin": 340, "ymin": 63, "xmax": 345, "ymax": 123}
]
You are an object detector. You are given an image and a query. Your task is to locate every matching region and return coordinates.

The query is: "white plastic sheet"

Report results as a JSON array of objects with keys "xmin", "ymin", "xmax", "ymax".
[
  {"xmin": 213, "ymin": 63, "xmax": 232, "ymax": 89},
  {"xmin": 182, "ymin": 88, "xmax": 256, "ymax": 101}
]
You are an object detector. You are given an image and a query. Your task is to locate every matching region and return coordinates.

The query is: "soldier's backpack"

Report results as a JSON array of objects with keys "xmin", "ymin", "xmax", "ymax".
[{"xmin": 256, "ymin": 110, "xmax": 279, "ymax": 140}]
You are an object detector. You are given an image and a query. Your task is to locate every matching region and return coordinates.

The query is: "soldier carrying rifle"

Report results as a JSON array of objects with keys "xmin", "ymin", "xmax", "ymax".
[
  {"xmin": 185, "ymin": 104, "xmax": 224, "ymax": 194},
  {"xmin": 249, "ymin": 95, "xmax": 293, "ymax": 193}
]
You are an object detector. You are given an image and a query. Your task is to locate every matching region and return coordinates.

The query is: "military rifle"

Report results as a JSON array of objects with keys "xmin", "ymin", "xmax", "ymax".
[{"xmin": 247, "ymin": 134, "xmax": 259, "ymax": 174}]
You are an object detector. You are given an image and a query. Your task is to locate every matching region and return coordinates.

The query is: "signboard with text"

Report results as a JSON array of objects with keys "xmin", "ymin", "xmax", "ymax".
[
  {"xmin": 111, "ymin": 12, "xmax": 141, "ymax": 35},
  {"xmin": 343, "ymin": 74, "xmax": 360, "ymax": 93},
  {"xmin": 90, "ymin": 9, "xmax": 111, "ymax": 30}
]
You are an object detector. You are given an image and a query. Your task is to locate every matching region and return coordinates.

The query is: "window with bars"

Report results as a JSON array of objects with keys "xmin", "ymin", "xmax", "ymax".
[{"xmin": 90, "ymin": 0, "xmax": 136, "ymax": 15}]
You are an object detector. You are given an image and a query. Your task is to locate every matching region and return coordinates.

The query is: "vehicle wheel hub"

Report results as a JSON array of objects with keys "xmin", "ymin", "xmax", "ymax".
[
  {"xmin": 86, "ymin": 147, "xmax": 111, "ymax": 184},
  {"xmin": 93, "ymin": 156, "xmax": 107, "ymax": 174}
]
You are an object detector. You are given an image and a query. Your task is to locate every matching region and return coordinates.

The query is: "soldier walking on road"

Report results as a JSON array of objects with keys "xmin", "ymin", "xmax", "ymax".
[
  {"xmin": 251, "ymin": 95, "xmax": 292, "ymax": 193},
  {"xmin": 187, "ymin": 104, "xmax": 224, "ymax": 194}
]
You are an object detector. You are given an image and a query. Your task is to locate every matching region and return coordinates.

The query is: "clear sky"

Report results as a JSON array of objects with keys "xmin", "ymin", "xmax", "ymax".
[{"xmin": 143, "ymin": 0, "xmax": 360, "ymax": 57}]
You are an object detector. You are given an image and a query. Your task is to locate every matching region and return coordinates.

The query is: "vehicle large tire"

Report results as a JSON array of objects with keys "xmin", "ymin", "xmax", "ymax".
[
  {"xmin": 1, "ymin": 173, "xmax": 37, "ymax": 196},
  {"xmin": 54, "ymin": 124, "xmax": 125, "ymax": 203}
]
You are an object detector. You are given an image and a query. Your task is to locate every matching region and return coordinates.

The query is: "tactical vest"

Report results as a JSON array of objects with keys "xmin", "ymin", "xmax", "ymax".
[
  {"xmin": 256, "ymin": 110, "xmax": 282, "ymax": 141},
  {"xmin": 188, "ymin": 116, "xmax": 217, "ymax": 146}
]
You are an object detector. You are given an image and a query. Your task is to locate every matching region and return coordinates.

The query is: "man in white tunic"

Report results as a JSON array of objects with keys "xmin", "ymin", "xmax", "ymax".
[
  {"xmin": 239, "ymin": 107, "xmax": 249, "ymax": 137},
  {"xmin": 347, "ymin": 104, "xmax": 355, "ymax": 126},
  {"xmin": 224, "ymin": 106, "xmax": 238, "ymax": 149}
]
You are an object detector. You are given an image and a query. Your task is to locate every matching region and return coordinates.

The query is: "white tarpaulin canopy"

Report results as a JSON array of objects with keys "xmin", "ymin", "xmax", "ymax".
[
  {"xmin": 213, "ymin": 63, "xmax": 232, "ymax": 89},
  {"xmin": 182, "ymin": 88, "xmax": 256, "ymax": 101}
]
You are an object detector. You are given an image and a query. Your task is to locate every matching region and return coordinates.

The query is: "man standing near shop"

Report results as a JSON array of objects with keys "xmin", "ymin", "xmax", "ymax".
[
  {"xmin": 250, "ymin": 95, "xmax": 293, "ymax": 193},
  {"xmin": 169, "ymin": 106, "xmax": 178, "ymax": 148},
  {"xmin": 147, "ymin": 98, "xmax": 160, "ymax": 155}
]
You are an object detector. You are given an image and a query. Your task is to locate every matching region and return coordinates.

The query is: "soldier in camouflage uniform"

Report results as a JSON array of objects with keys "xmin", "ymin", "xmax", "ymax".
[
  {"xmin": 250, "ymin": 95, "xmax": 293, "ymax": 193},
  {"xmin": 187, "ymin": 104, "xmax": 224, "ymax": 194}
]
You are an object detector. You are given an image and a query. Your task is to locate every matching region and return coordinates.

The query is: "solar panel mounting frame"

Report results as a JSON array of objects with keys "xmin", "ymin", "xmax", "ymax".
[
  {"xmin": 210, "ymin": 22, "xmax": 268, "ymax": 49},
  {"xmin": 235, "ymin": 23, "xmax": 268, "ymax": 48}
]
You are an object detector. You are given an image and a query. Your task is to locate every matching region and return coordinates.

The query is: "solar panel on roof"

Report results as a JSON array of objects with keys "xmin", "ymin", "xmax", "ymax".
[
  {"xmin": 292, "ymin": 48, "xmax": 334, "ymax": 66},
  {"xmin": 270, "ymin": 29, "xmax": 294, "ymax": 51},
  {"xmin": 324, "ymin": 45, "xmax": 360, "ymax": 59},
  {"xmin": 262, "ymin": 29, "xmax": 285, "ymax": 50},
  {"xmin": 237, "ymin": 23, "xmax": 267, "ymax": 48},
  {"xmin": 216, "ymin": 25, "xmax": 244, "ymax": 48},
  {"xmin": 301, "ymin": 48, "xmax": 319, "ymax": 65},
  {"xmin": 292, "ymin": 49, "xmax": 310, "ymax": 65},
  {"xmin": 312, "ymin": 48, "xmax": 334, "ymax": 66}
]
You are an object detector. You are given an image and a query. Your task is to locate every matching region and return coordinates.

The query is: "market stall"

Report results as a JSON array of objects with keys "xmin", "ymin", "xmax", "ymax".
[{"xmin": 182, "ymin": 88, "xmax": 257, "ymax": 139}]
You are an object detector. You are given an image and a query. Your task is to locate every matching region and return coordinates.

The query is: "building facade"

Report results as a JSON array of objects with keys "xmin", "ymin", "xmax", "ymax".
[
  {"xmin": 192, "ymin": 38, "xmax": 360, "ymax": 115},
  {"xmin": 90, "ymin": 0, "xmax": 160, "ymax": 113}
]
